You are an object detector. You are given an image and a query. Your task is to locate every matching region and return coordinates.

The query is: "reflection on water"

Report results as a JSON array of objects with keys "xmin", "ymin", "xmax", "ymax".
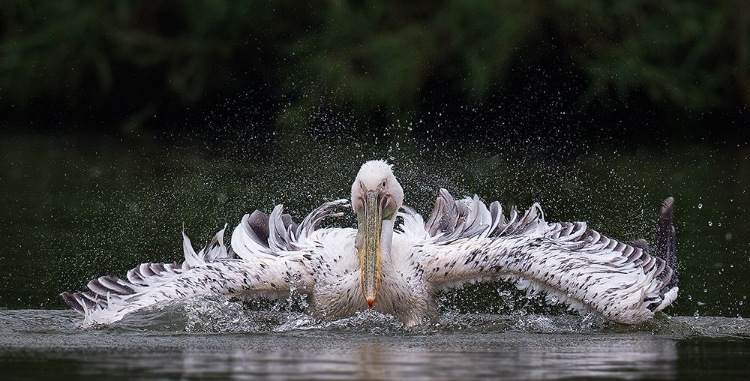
[
  {"xmin": 2, "ymin": 310, "xmax": 749, "ymax": 380},
  {"xmin": 116, "ymin": 337, "xmax": 675, "ymax": 380},
  {"xmin": 2, "ymin": 331, "xmax": 679, "ymax": 380}
]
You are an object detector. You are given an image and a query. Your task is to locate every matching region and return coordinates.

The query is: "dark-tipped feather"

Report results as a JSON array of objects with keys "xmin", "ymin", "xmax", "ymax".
[
  {"xmin": 60, "ymin": 291, "xmax": 84, "ymax": 314},
  {"xmin": 655, "ymin": 197, "xmax": 678, "ymax": 288}
]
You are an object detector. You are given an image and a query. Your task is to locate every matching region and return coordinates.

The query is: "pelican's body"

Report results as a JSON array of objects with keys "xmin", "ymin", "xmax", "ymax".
[{"xmin": 62, "ymin": 160, "xmax": 679, "ymax": 327}]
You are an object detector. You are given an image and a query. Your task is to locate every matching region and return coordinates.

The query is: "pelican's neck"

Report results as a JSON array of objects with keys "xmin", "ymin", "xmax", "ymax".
[{"xmin": 380, "ymin": 218, "xmax": 395, "ymax": 265}]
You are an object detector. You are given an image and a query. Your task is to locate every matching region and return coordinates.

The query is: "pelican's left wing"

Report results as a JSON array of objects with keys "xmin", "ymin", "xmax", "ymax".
[{"xmin": 413, "ymin": 190, "xmax": 678, "ymax": 325}]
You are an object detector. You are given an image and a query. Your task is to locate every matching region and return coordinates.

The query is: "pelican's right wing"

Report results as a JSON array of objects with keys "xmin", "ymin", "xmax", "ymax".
[
  {"xmin": 61, "ymin": 200, "xmax": 348, "ymax": 327},
  {"xmin": 230, "ymin": 199, "xmax": 349, "ymax": 258},
  {"xmin": 414, "ymin": 190, "xmax": 678, "ymax": 325},
  {"xmin": 61, "ymin": 227, "xmax": 315, "ymax": 327}
]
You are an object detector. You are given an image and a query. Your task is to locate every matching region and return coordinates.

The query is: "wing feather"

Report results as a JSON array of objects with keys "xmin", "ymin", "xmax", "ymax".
[
  {"xmin": 420, "ymin": 191, "xmax": 679, "ymax": 325},
  {"xmin": 61, "ymin": 226, "xmax": 314, "ymax": 327},
  {"xmin": 426, "ymin": 189, "xmax": 498, "ymax": 242},
  {"xmin": 63, "ymin": 200, "xmax": 347, "ymax": 327}
]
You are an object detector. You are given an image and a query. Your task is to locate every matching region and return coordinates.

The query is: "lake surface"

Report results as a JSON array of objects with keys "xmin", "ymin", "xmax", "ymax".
[{"xmin": 1, "ymin": 308, "xmax": 749, "ymax": 380}]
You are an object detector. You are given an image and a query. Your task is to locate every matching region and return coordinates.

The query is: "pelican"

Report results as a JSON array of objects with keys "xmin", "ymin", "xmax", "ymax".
[{"xmin": 62, "ymin": 160, "xmax": 679, "ymax": 327}]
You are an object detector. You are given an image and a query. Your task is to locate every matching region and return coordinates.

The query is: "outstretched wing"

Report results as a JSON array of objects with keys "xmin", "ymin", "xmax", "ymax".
[
  {"xmin": 61, "ymin": 200, "xmax": 348, "ymax": 327},
  {"xmin": 412, "ymin": 190, "xmax": 678, "ymax": 325},
  {"xmin": 61, "ymin": 227, "xmax": 313, "ymax": 327}
]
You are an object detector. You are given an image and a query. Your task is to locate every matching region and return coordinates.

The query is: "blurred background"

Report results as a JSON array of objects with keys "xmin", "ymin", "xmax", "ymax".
[{"xmin": 1, "ymin": 1, "xmax": 748, "ymax": 318}]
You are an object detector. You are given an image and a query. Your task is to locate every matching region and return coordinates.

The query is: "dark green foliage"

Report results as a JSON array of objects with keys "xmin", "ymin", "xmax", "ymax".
[{"xmin": 1, "ymin": 0, "xmax": 747, "ymax": 134}]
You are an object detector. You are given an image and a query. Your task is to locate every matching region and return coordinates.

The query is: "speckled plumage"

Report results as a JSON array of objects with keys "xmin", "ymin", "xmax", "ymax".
[{"xmin": 62, "ymin": 161, "xmax": 678, "ymax": 327}]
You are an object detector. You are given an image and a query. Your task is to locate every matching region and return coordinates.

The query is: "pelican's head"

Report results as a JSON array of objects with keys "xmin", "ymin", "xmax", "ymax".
[{"xmin": 351, "ymin": 160, "xmax": 403, "ymax": 309}]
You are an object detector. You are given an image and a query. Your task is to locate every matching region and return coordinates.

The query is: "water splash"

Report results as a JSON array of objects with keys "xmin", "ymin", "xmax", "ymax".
[{"xmin": 95, "ymin": 297, "xmax": 734, "ymax": 337}]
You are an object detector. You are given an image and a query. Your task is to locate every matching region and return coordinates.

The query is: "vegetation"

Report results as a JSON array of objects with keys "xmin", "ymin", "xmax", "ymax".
[{"xmin": 1, "ymin": 1, "xmax": 748, "ymax": 137}]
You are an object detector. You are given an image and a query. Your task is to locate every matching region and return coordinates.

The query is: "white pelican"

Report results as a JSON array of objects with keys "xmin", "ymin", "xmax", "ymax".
[{"xmin": 62, "ymin": 160, "xmax": 679, "ymax": 327}]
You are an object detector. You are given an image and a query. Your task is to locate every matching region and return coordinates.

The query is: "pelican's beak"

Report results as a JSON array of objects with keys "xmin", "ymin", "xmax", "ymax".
[{"xmin": 356, "ymin": 190, "xmax": 395, "ymax": 309}]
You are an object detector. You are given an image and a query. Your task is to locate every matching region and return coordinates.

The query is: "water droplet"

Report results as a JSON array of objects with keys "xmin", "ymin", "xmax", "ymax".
[
  {"xmin": 708, "ymin": 221, "xmax": 713, "ymax": 226},
  {"xmin": 698, "ymin": 203, "xmax": 703, "ymax": 209}
]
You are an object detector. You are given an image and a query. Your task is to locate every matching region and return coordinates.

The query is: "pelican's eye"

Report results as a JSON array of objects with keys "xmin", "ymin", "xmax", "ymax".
[{"xmin": 380, "ymin": 179, "xmax": 387, "ymax": 190}]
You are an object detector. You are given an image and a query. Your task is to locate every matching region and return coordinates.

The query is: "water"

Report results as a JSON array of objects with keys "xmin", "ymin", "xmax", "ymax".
[
  {"xmin": 2, "ymin": 134, "xmax": 748, "ymax": 316},
  {"xmin": 2, "ymin": 133, "xmax": 749, "ymax": 379},
  {"xmin": 1, "ymin": 308, "xmax": 749, "ymax": 380}
]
